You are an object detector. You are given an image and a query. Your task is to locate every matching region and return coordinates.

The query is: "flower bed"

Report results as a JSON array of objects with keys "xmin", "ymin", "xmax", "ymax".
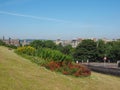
[{"xmin": 45, "ymin": 61, "xmax": 91, "ymax": 77}]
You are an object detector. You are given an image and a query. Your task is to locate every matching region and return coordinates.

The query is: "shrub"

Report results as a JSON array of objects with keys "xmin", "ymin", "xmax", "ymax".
[
  {"xmin": 16, "ymin": 46, "xmax": 36, "ymax": 56},
  {"xmin": 45, "ymin": 61, "xmax": 61, "ymax": 71},
  {"xmin": 45, "ymin": 61, "xmax": 91, "ymax": 77},
  {"xmin": 36, "ymin": 48, "xmax": 73, "ymax": 62},
  {"xmin": 16, "ymin": 46, "xmax": 91, "ymax": 77}
]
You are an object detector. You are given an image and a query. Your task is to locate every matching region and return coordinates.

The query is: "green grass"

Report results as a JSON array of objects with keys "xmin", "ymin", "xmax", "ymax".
[{"xmin": 0, "ymin": 46, "xmax": 120, "ymax": 90}]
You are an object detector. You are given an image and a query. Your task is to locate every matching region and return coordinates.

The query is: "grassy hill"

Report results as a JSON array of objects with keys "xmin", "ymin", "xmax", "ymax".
[{"xmin": 0, "ymin": 46, "xmax": 120, "ymax": 90}]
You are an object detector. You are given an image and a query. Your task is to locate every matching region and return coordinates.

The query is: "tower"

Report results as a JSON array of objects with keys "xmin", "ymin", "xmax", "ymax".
[
  {"xmin": 3, "ymin": 36, "xmax": 5, "ymax": 40},
  {"xmin": 9, "ymin": 37, "xmax": 11, "ymax": 44}
]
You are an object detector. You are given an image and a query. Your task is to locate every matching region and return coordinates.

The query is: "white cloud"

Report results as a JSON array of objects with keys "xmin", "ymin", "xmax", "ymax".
[{"xmin": 0, "ymin": 11, "xmax": 67, "ymax": 23}]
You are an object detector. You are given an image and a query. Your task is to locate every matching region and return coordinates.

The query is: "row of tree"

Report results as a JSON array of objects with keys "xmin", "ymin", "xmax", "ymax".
[
  {"xmin": 1, "ymin": 39, "xmax": 120, "ymax": 62},
  {"xmin": 30, "ymin": 40, "xmax": 73, "ymax": 55},
  {"xmin": 29, "ymin": 39, "xmax": 120, "ymax": 62},
  {"xmin": 73, "ymin": 39, "xmax": 120, "ymax": 62}
]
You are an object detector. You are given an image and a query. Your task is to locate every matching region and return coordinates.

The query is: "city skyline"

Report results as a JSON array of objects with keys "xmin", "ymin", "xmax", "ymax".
[{"xmin": 0, "ymin": 0, "xmax": 120, "ymax": 40}]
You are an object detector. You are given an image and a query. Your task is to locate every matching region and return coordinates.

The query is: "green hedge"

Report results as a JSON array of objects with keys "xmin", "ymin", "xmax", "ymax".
[
  {"xmin": 16, "ymin": 46, "xmax": 36, "ymax": 55},
  {"xmin": 16, "ymin": 46, "xmax": 73, "ymax": 63},
  {"xmin": 15, "ymin": 46, "xmax": 91, "ymax": 77},
  {"xmin": 36, "ymin": 48, "xmax": 72, "ymax": 62}
]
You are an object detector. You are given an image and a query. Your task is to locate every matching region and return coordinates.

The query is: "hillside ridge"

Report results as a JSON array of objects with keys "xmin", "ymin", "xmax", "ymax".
[{"xmin": 0, "ymin": 46, "xmax": 120, "ymax": 90}]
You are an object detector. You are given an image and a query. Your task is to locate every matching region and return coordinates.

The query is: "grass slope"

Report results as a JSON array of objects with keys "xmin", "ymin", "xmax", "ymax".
[{"xmin": 0, "ymin": 46, "xmax": 120, "ymax": 90}]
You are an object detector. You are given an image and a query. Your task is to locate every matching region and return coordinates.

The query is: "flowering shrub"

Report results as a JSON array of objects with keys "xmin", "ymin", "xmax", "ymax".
[
  {"xmin": 16, "ymin": 46, "xmax": 36, "ymax": 55},
  {"xmin": 45, "ymin": 61, "xmax": 91, "ymax": 77},
  {"xmin": 45, "ymin": 61, "xmax": 61, "ymax": 71},
  {"xmin": 16, "ymin": 46, "xmax": 91, "ymax": 77}
]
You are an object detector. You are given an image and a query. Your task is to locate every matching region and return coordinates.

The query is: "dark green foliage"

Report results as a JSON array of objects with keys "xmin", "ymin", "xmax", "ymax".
[
  {"xmin": 96, "ymin": 39, "xmax": 106, "ymax": 61},
  {"xmin": 56, "ymin": 43, "xmax": 63, "ymax": 51},
  {"xmin": 30, "ymin": 40, "xmax": 57, "ymax": 49},
  {"xmin": 30, "ymin": 40, "xmax": 45, "ymax": 49},
  {"xmin": 73, "ymin": 39, "xmax": 97, "ymax": 62},
  {"xmin": 96, "ymin": 40, "xmax": 120, "ymax": 62},
  {"xmin": 107, "ymin": 41, "xmax": 120, "ymax": 62},
  {"xmin": 36, "ymin": 48, "xmax": 72, "ymax": 62},
  {"xmin": 44, "ymin": 40, "xmax": 57, "ymax": 49},
  {"xmin": 73, "ymin": 39, "xmax": 120, "ymax": 62},
  {"xmin": 60, "ymin": 45, "xmax": 73, "ymax": 55},
  {"xmin": 30, "ymin": 40, "xmax": 74, "ymax": 56}
]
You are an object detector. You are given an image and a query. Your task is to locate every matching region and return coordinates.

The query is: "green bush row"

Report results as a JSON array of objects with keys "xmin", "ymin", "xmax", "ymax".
[
  {"xmin": 16, "ymin": 46, "xmax": 91, "ymax": 77},
  {"xmin": 36, "ymin": 48, "xmax": 72, "ymax": 62},
  {"xmin": 16, "ymin": 46, "xmax": 73, "ymax": 63},
  {"xmin": 16, "ymin": 46, "xmax": 36, "ymax": 55}
]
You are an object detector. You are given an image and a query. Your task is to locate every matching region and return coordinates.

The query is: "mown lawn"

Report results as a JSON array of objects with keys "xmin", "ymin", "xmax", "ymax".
[{"xmin": 0, "ymin": 46, "xmax": 120, "ymax": 90}]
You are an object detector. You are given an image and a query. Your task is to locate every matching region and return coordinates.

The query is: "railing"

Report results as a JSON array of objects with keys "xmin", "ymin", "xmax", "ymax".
[{"xmin": 83, "ymin": 63, "xmax": 120, "ymax": 77}]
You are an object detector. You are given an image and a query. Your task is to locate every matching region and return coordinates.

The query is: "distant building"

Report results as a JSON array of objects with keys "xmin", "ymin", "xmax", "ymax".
[
  {"xmin": 71, "ymin": 39, "xmax": 78, "ymax": 48},
  {"xmin": 77, "ymin": 38, "xmax": 83, "ymax": 43},
  {"xmin": 22, "ymin": 40, "xmax": 30, "ymax": 46},
  {"xmin": 55, "ymin": 38, "xmax": 82, "ymax": 48},
  {"xmin": 92, "ymin": 38, "xmax": 97, "ymax": 42},
  {"xmin": 102, "ymin": 38, "xmax": 112, "ymax": 43},
  {"xmin": 62, "ymin": 40, "xmax": 71, "ymax": 46},
  {"xmin": 2, "ymin": 36, "xmax": 20, "ymax": 46},
  {"xmin": 55, "ymin": 39, "xmax": 63, "ymax": 45}
]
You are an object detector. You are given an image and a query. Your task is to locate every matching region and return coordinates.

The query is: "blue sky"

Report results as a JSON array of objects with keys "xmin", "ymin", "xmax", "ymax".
[{"xmin": 0, "ymin": 0, "xmax": 120, "ymax": 40}]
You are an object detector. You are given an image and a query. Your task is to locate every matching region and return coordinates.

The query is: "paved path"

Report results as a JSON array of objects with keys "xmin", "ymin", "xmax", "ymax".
[
  {"xmin": 82, "ymin": 63, "xmax": 120, "ymax": 76},
  {"xmin": 83, "ymin": 62, "xmax": 118, "ymax": 68}
]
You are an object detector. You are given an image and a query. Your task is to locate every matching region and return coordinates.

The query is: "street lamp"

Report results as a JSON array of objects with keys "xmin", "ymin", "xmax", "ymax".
[{"xmin": 103, "ymin": 55, "xmax": 107, "ymax": 67}]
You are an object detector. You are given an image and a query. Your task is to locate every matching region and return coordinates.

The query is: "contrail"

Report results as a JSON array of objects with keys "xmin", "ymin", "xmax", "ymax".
[
  {"xmin": 0, "ymin": 11, "xmax": 99, "ymax": 28},
  {"xmin": 0, "ymin": 11, "xmax": 67, "ymax": 23}
]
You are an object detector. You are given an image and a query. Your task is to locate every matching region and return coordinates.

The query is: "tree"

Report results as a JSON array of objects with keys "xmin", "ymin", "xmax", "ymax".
[
  {"xmin": 73, "ymin": 39, "xmax": 97, "ymax": 62},
  {"xmin": 61, "ymin": 45, "xmax": 73, "ymax": 55},
  {"xmin": 30, "ymin": 40, "xmax": 57, "ymax": 50},
  {"xmin": 96, "ymin": 39, "xmax": 106, "ymax": 61},
  {"xmin": 44, "ymin": 40, "xmax": 56, "ymax": 49},
  {"xmin": 30, "ymin": 40, "xmax": 45, "ymax": 49},
  {"xmin": 56, "ymin": 43, "xmax": 63, "ymax": 51},
  {"xmin": 107, "ymin": 41, "xmax": 120, "ymax": 62}
]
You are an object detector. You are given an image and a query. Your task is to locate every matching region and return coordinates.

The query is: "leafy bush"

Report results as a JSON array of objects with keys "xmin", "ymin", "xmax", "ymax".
[
  {"xmin": 36, "ymin": 48, "xmax": 72, "ymax": 62},
  {"xmin": 16, "ymin": 46, "xmax": 73, "ymax": 65},
  {"xmin": 16, "ymin": 46, "xmax": 91, "ymax": 77},
  {"xmin": 16, "ymin": 46, "xmax": 36, "ymax": 56}
]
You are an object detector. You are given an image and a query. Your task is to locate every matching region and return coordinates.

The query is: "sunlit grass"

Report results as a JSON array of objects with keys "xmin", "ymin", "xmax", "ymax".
[{"xmin": 0, "ymin": 46, "xmax": 120, "ymax": 90}]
